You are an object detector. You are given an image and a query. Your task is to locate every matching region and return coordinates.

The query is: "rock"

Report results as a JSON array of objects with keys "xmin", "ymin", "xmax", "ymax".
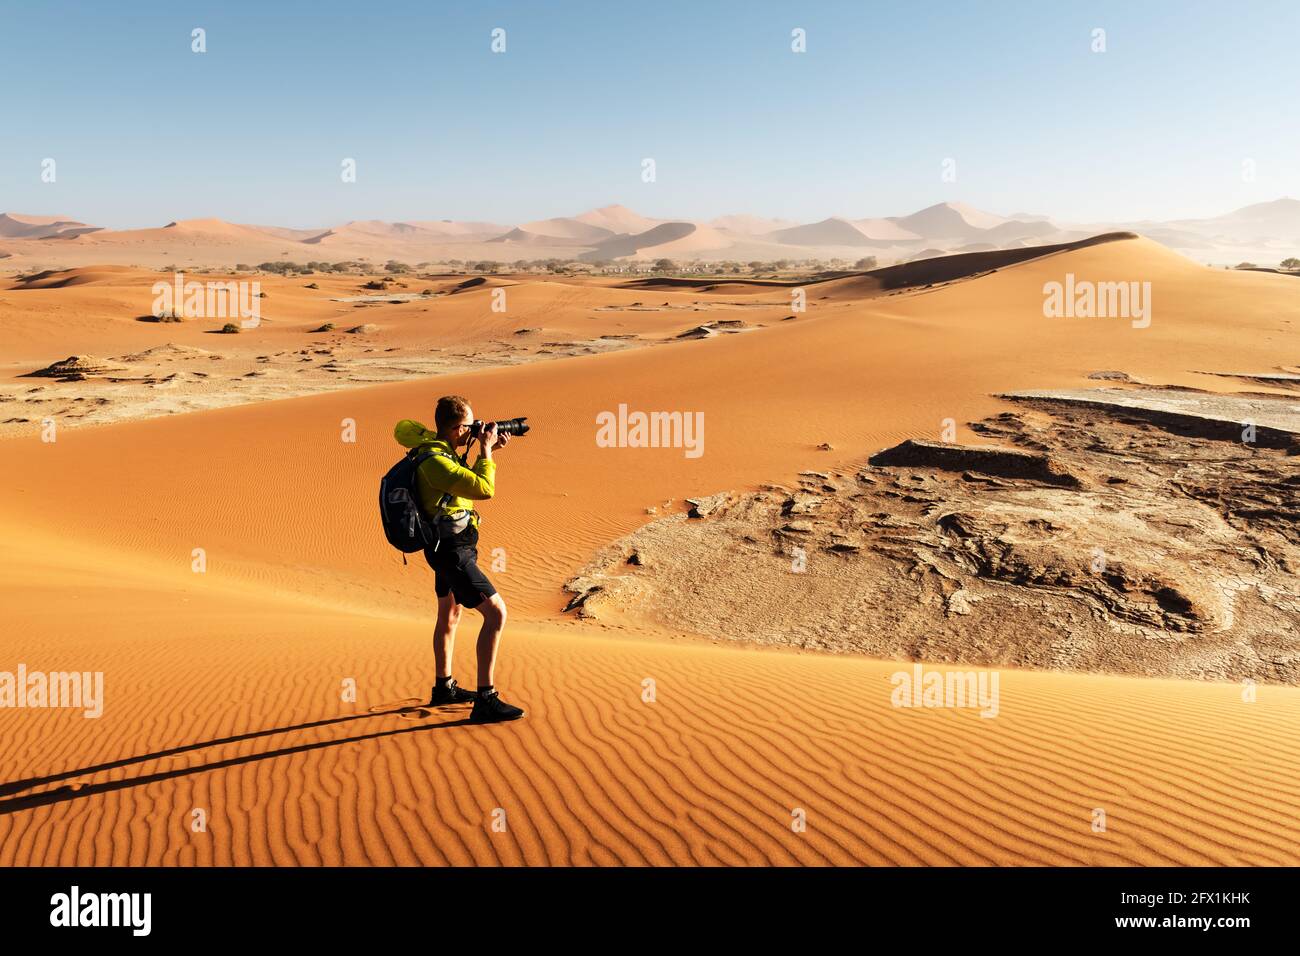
[
  {"xmin": 676, "ymin": 325, "xmax": 715, "ymax": 340},
  {"xmin": 346, "ymin": 324, "xmax": 379, "ymax": 334},
  {"xmin": 117, "ymin": 343, "xmax": 210, "ymax": 362},
  {"xmin": 1003, "ymin": 387, "xmax": 1300, "ymax": 452},
  {"xmin": 946, "ymin": 589, "xmax": 979, "ymax": 616},
  {"xmin": 686, "ymin": 493, "xmax": 729, "ymax": 518},
  {"xmin": 676, "ymin": 320, "xmax": 751, "ymax": 339},
  {"xmin": 869, "ymin": 439, "xmax": 1083, "ymax": 488},
  {"xmin": 24, "ymin": 355, "xmax": 129, "ymax": 381},
  {"xmin": 1087, "ymin": 370, "xmax": 1133, "ymax": 381},
  {"xmin": 782, "ymin": 493, "xmax": 824, "ymax": 515},
  {"xmin": 817, "ymin": 442, "xmax": 835, "ymax": 451},
  {"xmin": 561, "ymin": 583, "xmax": 603, "ymax": 617}
]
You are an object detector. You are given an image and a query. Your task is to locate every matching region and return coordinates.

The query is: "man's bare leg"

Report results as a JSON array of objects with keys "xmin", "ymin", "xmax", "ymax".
[
  {"xmin": 474, "ymin": 593, "xmax": 508, "ymax": 688},
  {"xmin": 433, "ymin": 593, "xmax": 462, "ymax": 679}
]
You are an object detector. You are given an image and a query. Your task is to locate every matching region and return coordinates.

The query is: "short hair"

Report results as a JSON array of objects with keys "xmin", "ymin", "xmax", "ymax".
[{"xmin": 435, "ymin": 395, "xmax": 472, "ymax": 431}]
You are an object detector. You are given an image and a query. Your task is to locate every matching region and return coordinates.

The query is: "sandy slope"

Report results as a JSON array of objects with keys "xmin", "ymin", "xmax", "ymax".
[
  {"xmin": 2, "ymin": 235, "xmax": 1299, "ymax": 865},
  {"xmin": 3, "ymin": 538, "xmax": 1297, "ymax": 866}
]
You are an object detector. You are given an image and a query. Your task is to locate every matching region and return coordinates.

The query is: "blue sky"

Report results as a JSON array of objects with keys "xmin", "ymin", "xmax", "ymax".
[{"xmin": 2, "ymin": 0, "xmax": 1297, "ymax": 228}]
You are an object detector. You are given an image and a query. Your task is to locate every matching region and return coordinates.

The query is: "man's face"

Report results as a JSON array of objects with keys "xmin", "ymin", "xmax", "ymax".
[{"xmin": 451, "ymin": 407, "xmax": 473, "ymax": 447}]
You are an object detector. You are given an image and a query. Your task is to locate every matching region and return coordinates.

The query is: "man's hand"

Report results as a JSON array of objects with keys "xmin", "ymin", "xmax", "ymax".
[{"xmin": 478, "ymin": 422, "xmax": 509, "ymax": 459}]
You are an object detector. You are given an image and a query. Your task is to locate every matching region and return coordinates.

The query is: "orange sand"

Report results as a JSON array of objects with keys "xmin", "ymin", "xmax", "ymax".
[{"xmin": 2, "ymin": 237, "xmax": 1299, "ymax": 865}]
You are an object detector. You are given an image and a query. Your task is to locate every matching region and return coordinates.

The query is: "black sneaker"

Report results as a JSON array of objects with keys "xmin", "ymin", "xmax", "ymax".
[
  {"xmin": 428, "ymin": 678, "xmax": 477, "ymax": 706},
  {"xmin": 470, "ymin": 690, "xmax": 525, "ymax": 723}
]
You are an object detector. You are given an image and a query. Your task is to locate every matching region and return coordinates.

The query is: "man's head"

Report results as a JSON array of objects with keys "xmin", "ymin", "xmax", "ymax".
[{"xmin": 435, "ymin": 394, "xmax": 473, "ymax": 447}]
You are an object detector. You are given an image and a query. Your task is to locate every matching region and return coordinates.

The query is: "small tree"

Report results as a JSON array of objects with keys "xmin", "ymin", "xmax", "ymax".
[
  {"xmin": 653, "ymin": 258, "xmax": 676, "ymax": 273},
  {"xmin": 1280, "ymin": 257, "xmax": 1300, "ymax": 269},
  {"xmin": 854, "ymin": 256, "xmax": 878, "ymax": 270},
  {"xmin": 1234, "ymin": 262, "xmax": 1258, "ymax": 269}
]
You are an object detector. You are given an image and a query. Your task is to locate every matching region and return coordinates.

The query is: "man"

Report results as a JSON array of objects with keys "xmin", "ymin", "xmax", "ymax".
[{"xmin": 393, "ymin": 395, "xmax": 524, "ymax": 723}]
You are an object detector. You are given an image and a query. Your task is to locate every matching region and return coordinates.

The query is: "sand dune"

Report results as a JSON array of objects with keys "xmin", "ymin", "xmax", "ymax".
[
  {"xmin": 10, "ymin": 264, "xmax": 140, "ymax": 289},
  {"xmin": 810, "ymin": 231, "xmax": 1142, "ymax": 298},
  {"xmin": 2, "ymin": 529, "xmax": 1296, "ymax": 866},
  {"xmin": 582, "ymin": 222, "xmax": 706, "ymax": 260},
  {"xmin": 767, "ymin": 217, "xmax": 878, "ymax": 247},
  {"xmin": 574, "ymin": 204, "xmax": 662, "ymax": 235},
  {"xmin": 4, "ymin": 235, "xmax": 1297, "ymax": 617},
  {"xmin": 0, "ymin": 213, "xmax": 101, "ymax": 240},
  {"xmin": 850, "ymin": 217, "xmax": 922, "ymax": 242},
  {"xmin": 709, "ymin": 214, "xmax": 798, "ymax": 236},
  {"xmin": 3, "ymin": 235, "xmax": 1300, "ymax": 866},
  {"xmin": 891, "ymin": 202, "xmax": 1009, "ymax": 239},
  {"xmin": 5, "ymin": 200, "xmax": 1299, "ymax": 270},
  {"xmin": 514, "ymin": 218, "xmax": 616, "ymax": 243},
  {"xmin": 489, "ymin": 227, "xmax": 595, "ymax": 247}
]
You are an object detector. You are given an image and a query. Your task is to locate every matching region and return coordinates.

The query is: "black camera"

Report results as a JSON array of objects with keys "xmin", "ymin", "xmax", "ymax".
[{"xmin": 471, "ymin": 416, "xmax": 530, "ymax": 438}]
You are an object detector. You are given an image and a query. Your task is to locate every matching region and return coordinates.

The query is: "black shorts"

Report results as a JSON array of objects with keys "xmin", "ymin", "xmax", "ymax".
[{"xmin": 423, "ymin": 525, "xmax": 497, "ymax": 609}]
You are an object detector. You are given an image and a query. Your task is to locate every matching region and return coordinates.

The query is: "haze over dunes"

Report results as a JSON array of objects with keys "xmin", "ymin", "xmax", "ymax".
[
  {"xmin": 2, "ymin": 231, "xmax": 1299, "ymax": 866},
  {"xmin": 6, "ymin": 199, "xmax": 1300, "ymax": 272}
]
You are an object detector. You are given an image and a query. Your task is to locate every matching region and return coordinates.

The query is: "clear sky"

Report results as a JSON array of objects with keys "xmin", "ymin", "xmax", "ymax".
[{"xmin": 2, "ymin": 0, "xmax": 1297, "ymax": 229}]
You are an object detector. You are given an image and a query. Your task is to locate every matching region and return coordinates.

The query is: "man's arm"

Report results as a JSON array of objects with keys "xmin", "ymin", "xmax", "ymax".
[
  {"xmin": 426, "ymin": 423, "xmax": 506, "ymax": 501},
  {"xmin": 430, "ymin": 453, "xmax": 495, "ymax": 500}
]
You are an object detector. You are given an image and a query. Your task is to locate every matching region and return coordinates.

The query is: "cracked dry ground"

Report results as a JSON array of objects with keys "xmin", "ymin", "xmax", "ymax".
[{"xmin": 565, "ymin": 405, "xmax": 1300, "ymax": 684}]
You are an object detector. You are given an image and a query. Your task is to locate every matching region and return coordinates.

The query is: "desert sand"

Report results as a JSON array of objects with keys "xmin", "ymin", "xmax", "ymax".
[{"xmin": 2, "ymin": 234, "xmax": 1299, "ymax": 866}]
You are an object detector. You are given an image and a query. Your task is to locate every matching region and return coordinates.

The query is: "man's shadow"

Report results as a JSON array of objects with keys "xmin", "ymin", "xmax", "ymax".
[{"xmin": 0, "ymin": 699, "xmax": 470, "ymax": 815}]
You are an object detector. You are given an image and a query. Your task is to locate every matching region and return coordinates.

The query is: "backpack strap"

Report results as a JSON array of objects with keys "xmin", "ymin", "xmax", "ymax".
[{"xmin": 420, "ymin": 448, "xmax": 466, "ymax": 514}]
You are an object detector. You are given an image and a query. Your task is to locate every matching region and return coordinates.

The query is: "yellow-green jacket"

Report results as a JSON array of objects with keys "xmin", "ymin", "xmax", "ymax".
[{"xmin": 394, "ymin": 419, "xmax": 495, "ymax": 527}]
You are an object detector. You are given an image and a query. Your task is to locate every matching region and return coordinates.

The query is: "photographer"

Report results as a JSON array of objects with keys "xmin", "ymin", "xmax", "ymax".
[{"xmin": 393, "ymin": 395, "xmax": 524, "ymax": 723}]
